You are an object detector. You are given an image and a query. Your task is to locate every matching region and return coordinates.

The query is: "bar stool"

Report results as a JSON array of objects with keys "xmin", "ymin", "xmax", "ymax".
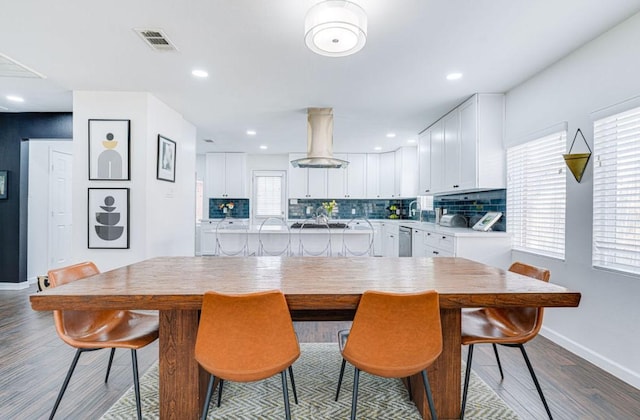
[
  {"xmin": 258, "ymin": 217, "xmax": 292, "ymax": 256},
  {"xmin": 298, "ymin": 218, "xmax": 332, "ymax": 256},
  {"xmin": 215, "ymin": 217, "xmax": 249, "ymax": 256},
  {"xmin": 340, "ymin": 218, "xmax": 374, "ymax": 256}
]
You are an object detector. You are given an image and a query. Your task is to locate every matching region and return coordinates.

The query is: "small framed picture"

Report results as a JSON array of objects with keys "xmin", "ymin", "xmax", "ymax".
[
  {"xmin": 88, "ymin": 119, "xmax": 131, "ymax": 180},
  {"xmin": 157, "ymin": 135, "xmax": 176, "ymax": 182},
  {"xmin": 88, "ymin": 188, "xmax": 130, "ymax": 249},
  {"xmin": 0, "ymin": 170, "xmax": 7, "ymax": 199},
  {"xmin": 472, "ymin": 212, "xmax": 503, "ymax": 232}
]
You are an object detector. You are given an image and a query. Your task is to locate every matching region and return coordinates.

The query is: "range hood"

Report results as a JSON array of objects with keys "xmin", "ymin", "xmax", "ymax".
[{"xmin": 290, "ymin": 107, "xmax": 349, "ymax": 169}]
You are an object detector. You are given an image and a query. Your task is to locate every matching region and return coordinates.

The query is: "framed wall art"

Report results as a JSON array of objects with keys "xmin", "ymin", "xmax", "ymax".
[
  {"xmin": 88, "ymin": 188, "xmax": 130, "ymax": 249},
  {"xmin": 157, "ymin": 134, "xmax": 176, "ymax": 182},
  {"xmin": 88, "ymin": 119, "xmax": 131, "ymax": 180},
  {"xmin": 0, "ymin": 170, "xmax": 7, "ymax": 199}
]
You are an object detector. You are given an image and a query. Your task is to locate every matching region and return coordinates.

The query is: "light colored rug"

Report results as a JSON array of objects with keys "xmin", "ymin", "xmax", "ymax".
[{"xmin": 101, "ymin": 343, "xmax": 518, "ymax": 419}]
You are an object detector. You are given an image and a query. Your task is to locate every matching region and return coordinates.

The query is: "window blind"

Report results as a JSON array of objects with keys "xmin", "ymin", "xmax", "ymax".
[
  {"xmin": 254, "ymin": 174, "xmax": 283, "ymax": 217},
  {"xmin": 507, "ymin": 131, "xmax": 567, "ymax": 259},
  {"xmin": 593, "ymin": 105, "xmax": 640, "ymax": 275}
]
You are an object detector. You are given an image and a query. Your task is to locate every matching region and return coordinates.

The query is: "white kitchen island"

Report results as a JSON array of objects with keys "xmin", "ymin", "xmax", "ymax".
[{"xmin": 200, "ymin": 220, "xmax": 373, "ymax": 257}]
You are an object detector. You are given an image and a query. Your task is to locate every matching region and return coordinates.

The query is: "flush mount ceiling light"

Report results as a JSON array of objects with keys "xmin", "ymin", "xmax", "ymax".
[
  {"xmin": 191, "ymin": 69, "xmax": 208, "ymax": 78},
  {"xmin": 304, "ymin": 0, "xmax": 367, "ymax": 57},
  {"xmin": 446, "ymin": 72, "xmax": 463, "ymax": 81}
]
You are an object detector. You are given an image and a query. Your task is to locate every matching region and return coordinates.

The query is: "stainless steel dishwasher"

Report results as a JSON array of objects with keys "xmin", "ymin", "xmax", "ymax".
[{"xmin": 399, "ymin": 226, "xmax": 412, "ymax": 257}]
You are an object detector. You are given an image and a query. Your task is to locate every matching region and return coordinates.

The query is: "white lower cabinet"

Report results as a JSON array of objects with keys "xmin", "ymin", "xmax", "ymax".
[
  {"xmin": 382, "ymin": 223, "xmax": 399, "ymax": 257},
  {"xmin": 200, "ymin": 221, "xmax": 217, "ymax": 255},
  {"xmin": 371, "ymin": 222, "xmax": 384, "ymax": 256}
]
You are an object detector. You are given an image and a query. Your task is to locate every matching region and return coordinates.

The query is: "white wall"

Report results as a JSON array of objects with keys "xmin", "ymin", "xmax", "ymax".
[
  {"xmin": 72, "ymin": 91, "xmax": 196, "ymax": 272},
  {"xmin": 27, "ymin": 140, "xmax": 72, "ymax": 282},
  {"xmin": 505, "ymin": 12, "xmax": 640, "ymax": 388}
]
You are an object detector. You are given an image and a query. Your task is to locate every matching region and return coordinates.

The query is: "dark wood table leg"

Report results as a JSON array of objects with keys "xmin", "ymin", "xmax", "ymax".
[
  {"xmin": 159, "ymin": 309, "xmax": 208, "ymax": 419},
  {"xmin": 408, "ymin": 308, "xmax": 462, "ymax": 420}
]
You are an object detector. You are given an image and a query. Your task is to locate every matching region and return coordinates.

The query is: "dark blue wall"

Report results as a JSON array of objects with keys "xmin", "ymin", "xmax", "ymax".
[{"xmin": 0, "ymin": 113, "xmax": 73, "ymax": 284}]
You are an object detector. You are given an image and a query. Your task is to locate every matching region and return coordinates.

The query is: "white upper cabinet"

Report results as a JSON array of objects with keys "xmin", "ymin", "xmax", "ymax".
[
  {"xmin": 378, "ymin": 152, "xmax": 396, "ymax": 198},
  {"xmin": 366, "ymin": 154, "xmax": 381, "ymax": 198},
  {"xmin": 205, "ymin": 152, "xmax": 247, "ymax": 198},
  {"xmin": 327, "ymin": 153, "xmax": 366, "ymax": 198},
  {"xmin": 288, "ymin": 153, "xmax": 328, "ymax": 198},
  {"xmin": 395, "ymin": 146, "xmax": 417, "ymax": 197},
  {"xmin": 419, "ymin": 93, "xmax": 505, "ymax": 194},
  {"xmin": 418, "ymin": 130, "xmax": 431, "ymax": 194}
]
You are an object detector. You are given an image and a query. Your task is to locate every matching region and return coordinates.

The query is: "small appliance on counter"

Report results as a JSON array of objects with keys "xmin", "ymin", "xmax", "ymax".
[{"xmin": 439, "ymin": 214, "xmax": 468, "ymax": 228}]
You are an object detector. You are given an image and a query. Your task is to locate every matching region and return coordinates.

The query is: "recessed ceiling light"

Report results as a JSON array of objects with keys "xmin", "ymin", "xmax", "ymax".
[
  {"xmin": 246, "ymin": 130, "xmax": 257, "ymax": 136},
  {"xmin": 386, "ymin": 132, "xmax": 396, "ymax": 138},
  {"xmin": 374, "ymin": 146, "xmax": 382, "ymax": 151},
  {"xmin": 407, "ymin": 138, "xmax": 417, "ymax": 144},
  {"xmin": 191, "ymin": 69, "xmax": 208, "ymax": 78},
  {"xmin": 259, "ymin": 145, "xmax": 268, "ymax": 150},
  {"xmin": 6, "ymin": 95, "xmax": 24, "ymax": 102},
  {"xmin": 446, "ymin": 72, "xmax": 463, "ymax": 81}
]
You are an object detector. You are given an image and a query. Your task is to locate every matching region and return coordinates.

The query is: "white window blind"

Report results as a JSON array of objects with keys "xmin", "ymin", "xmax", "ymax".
[
  {"xmin": 593, "ymin": 105, "xmax": 640, "ymax": 275},
  {"xmin": 254, "ymin": 173, "xmax": 284, "ymax": 218},
  {"xmin": 507, "ymin": 131, "xmax": 567, "ymax": 259}
]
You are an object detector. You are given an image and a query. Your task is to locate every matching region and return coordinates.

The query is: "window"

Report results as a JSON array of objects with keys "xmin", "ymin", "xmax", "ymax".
[
  {"xmin": 507, "ymin": 130, "xmax": 567, "ymax": 259},
  {"xmin": 253, "ymin": 171, "xmax": 286, "ymax": 219},
  {"xmin": 593, "ymin": 105, "xmax": 640, "ymax": 275}
]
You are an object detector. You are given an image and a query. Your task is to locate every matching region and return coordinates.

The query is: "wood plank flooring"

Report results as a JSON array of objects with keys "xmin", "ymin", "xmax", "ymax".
[{"xmin": 3, "ymin": 286, "xmax": 639, "ymax": 419}]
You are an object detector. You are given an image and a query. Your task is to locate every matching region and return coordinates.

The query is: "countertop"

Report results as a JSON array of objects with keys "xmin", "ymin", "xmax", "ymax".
[{"xmin": 397, "ymin": 221, "xmax": 511, "ymax": 237}]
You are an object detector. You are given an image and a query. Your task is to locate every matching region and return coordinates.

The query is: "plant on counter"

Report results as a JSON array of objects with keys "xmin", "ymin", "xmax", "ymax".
[
  {"xmin": 219, "ymin": 202, "xmax": 235, "ymax": 214},
  {"xmin": 322, "ymin": 200, "xmax": 338, "ymax": 217}
]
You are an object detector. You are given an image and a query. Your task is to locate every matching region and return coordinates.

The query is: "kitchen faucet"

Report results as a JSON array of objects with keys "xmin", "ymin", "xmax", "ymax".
[{"xmin": 409, "ymin": 200, "xmax": 421, "ymax": 222}]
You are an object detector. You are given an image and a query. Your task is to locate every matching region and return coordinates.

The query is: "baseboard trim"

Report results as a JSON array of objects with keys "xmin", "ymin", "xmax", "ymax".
[
  {"xmin": 0, "ymin": 282, "xmax": 31, "ymax": 290},
  {"xmin": 541, "ymin": 326, "xmax": 640, "ymax": 390}
]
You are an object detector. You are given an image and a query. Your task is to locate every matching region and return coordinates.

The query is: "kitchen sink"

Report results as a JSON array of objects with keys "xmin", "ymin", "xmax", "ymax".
[{"xmin": 290, "ymin": 222, "xmax": 348, "ymax": 229}]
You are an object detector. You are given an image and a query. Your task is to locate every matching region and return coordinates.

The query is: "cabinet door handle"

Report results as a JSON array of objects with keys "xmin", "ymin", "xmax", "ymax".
[
  {"xmin": 453, "ymin": 185, "xmax": 459, "ymax": 188},
  {"xmin": 442, "ymin": 236, "xmax": 446, "ymax": 239},
  {"xmin": 433, "ymin": 251, "xmax": 439, "ymax": 255}
]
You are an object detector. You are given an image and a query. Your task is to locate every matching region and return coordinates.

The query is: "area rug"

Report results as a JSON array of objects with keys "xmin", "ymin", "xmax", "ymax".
[{"xmin": 101, "ymin": 343, "xmax": 518, "ymax": 419}]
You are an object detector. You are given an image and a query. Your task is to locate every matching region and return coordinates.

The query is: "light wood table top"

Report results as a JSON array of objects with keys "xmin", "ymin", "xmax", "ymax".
[{"xmin": 30, "ymin": 256, "xmax": 581, "ymax": 420}]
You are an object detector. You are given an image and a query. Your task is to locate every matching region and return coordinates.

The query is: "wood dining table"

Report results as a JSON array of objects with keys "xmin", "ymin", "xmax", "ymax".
[{"xmin": 30, "ymin": 256, "xmax": 581, "ymax": 420}]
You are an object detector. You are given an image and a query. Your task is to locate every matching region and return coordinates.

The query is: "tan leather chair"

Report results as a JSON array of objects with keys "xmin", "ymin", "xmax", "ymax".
[
  {"xmin": 47, "ymin": 262, "xmax": 158, "ymax": 420},
  {"xmin": 337, "ymin": 290, "xmax": 442, "ymax": 420},
  {"xmin": 461, "ymin": 261, "xmax": 553, "ymax": 419},
  {"xmin": 195, "ymin": 290, "xmax": 300, "ymax": 420}
]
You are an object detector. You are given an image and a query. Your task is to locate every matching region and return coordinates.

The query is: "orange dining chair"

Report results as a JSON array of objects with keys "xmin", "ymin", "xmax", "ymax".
[
  {"xmin": 195, "ymin": 290, "xmax": 301, "ymax": 420},
  {"xmin": 460, "ymin": 261, "xmax": 553, "ymax": 419},
  {"xmin": 336, "ymin": 290, "xmax": 442, "ymax": 420},
  {"xmin": 47, "ymin": 262, "xmax": 159, "ymax": 420}
]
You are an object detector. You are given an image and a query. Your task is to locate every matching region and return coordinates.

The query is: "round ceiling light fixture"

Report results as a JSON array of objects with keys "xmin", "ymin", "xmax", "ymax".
[{"xmin": 305, "ymin": 0, "xmax": 367, "ymax": 57}]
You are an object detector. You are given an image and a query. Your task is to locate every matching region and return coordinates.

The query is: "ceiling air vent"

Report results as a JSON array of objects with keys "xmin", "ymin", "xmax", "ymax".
[
  {"xmin": 0, "ymin": 53, "xmax": 46, "ymax": 78},
  {"xmin": 134, "ymin": 28, "xmax": 178, "ymax": 52}
]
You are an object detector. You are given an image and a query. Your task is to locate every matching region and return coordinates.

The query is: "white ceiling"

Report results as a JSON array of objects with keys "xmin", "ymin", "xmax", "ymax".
[{"xmin": 1, "ymin": 1, "xmax": 639, "ymax": 155}]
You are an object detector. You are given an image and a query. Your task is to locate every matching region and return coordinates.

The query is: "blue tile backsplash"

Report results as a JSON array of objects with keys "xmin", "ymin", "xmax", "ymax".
[
  {"xmin": 421, "ymin": 189, "xmax": 507, "ymax": 230},
  {"xmin": 209, "ymin": 198, "xmax": 250, "ymax": 219},
  {"xmin": 288, "ymin": 198, "xmax": 419, "ymax": 220}
]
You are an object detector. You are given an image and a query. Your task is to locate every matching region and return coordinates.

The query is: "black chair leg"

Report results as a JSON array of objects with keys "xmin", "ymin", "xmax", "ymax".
[
  {"xmin": 201, "ymin": 374, "xmax": 216, "ymax": 420},
  {"xmin": 217, "ymin": 379, "xmax": 224, "ymax": 407},
  {"xmin": 460, "ymin": 344, "xmax": 474, "ymax": 420},
  {"xmin": 406, "ymin": 376, "xmax": 413, "ymax": 401},
  {"xmin": 49, "ymin": 348, "xmax": 84, "ymax": 420},
  {"xmin": 421, "ymin": 370, "xmax": 437, "ymax": 420},
  {"xmin": 281, "ymin": 370, "xmax": 292, "ymax": 420},
  {"xmin": 492, "ymin": 343, "xmax": 504, "ymax": 380},
  {"xmin": 130, "ymin": 350, "xmax": 142, "ymax": 420},
  {"xmin": 105, "ymin": 348, "xmax": 116, "ymax": 383},
  {"xmin": 288, "ymin": 365, "xmax": 298, "ymax": 404},
  {"xmin": 519, "ymin": 344, "xmax": 553, "ymax": 420},
  {"xmin": 350, "ymin": 367, "xmax": 360, "ymax": 420},
  {"xmin": 335, "ymin": 358, "xmax": 347, "ymax": 401}
]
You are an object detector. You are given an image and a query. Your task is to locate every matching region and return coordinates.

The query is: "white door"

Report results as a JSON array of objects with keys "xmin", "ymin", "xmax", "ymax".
[{"xmin": 49, "ymin": 149, "xmax": 73, "ymax": 268}]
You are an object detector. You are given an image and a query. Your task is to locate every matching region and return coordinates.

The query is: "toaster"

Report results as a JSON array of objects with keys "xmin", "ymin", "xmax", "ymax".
[{"xmin": 439, "ymin": 214, "xmax": 468, "ymax": 228}]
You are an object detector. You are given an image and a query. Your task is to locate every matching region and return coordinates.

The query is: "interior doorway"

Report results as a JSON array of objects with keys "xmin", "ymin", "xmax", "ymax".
[{"xmin": 27, "ymin": 140, "xmax": 73, "ymax": 283}]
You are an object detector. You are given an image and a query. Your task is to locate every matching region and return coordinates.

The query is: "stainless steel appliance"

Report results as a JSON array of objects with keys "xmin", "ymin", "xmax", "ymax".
[
  {"xmin": 439, "ymin": 214, "xmax": 468, "ymax": 228},
  {"xmin": 399, "ymin": 226, "xmax": 412, "ymax": 257}
]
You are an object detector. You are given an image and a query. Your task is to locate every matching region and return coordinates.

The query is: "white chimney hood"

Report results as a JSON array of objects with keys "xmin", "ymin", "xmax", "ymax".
[{"xmin": 290, "ymin": 107, "xmax": 349, "ymax": 169}]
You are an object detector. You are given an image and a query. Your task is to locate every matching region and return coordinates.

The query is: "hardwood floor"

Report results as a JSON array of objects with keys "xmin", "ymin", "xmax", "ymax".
[{"xmin": 3, "ymin": 286, "xmax": 639, "ymax": 419}]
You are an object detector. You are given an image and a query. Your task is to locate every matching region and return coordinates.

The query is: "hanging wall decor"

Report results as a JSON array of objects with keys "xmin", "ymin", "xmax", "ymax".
[
  {"xmin": 88, "ymin": 188, "xmax": 130, "ymax": 249},
  {"xmin": 156, "ymin": 134, "xmax": 176, "ymax": 182},
  {"xmin": 563, "ymin": 128, "xmax": 592, "ymax": 183},
  {"xmin": 0, "ymin": 170, "xmax": 7, "ymax": 199},
  {"xmin": 88, "ymin": 119, "xmax": 131, "ymax": 180}
]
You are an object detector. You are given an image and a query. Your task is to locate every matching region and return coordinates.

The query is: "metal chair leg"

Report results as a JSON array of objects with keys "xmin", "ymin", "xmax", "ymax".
[
  {"xmin": 460, "ymin": 344, "xmax": 474, "ymax": 420},
  {"xmin": 406, "ymin": 376, "xmax": 413, "ymax": 401},
  {"xmin": 421, "ymin": 370, "xmax": 438, "ymax": 420},
  {"xmin": 350, "ymin": 367, "xmax": 360, "ymax": 420},
  {"xmin": 105, "ymin": 348, "xmax": 116, "ymax": 383},
  {"xmin": 519, "ymin": 344, "xmax": 553, "ymax": 420},
  {"xmin": 217, "ymin": 379, "xmax": 224, "ymax": 407},
  {"xmin": 201, "ymin": 374, "xmax": 216, "ymax": 420},
  {"xmin": 492, "ymin": 343, "xmax": 504, "ymax": 380},
  {"xmin": 335, "ymin": 358, "xmax": 347, "ymax": 401},
  {"xmin": 281, "ymin": 370, "xmax": 292, "ymax": 420},
  {"xmin": 130, "ymin": 350, "xmax": 142, "ymax": 420},
  {"xmin": 288, "ymin": 365, "xmax": 298, "ymax": 404},
  {"xmin": 49, "ymin": 348, "xmax": 84, "ymax": 420}
]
